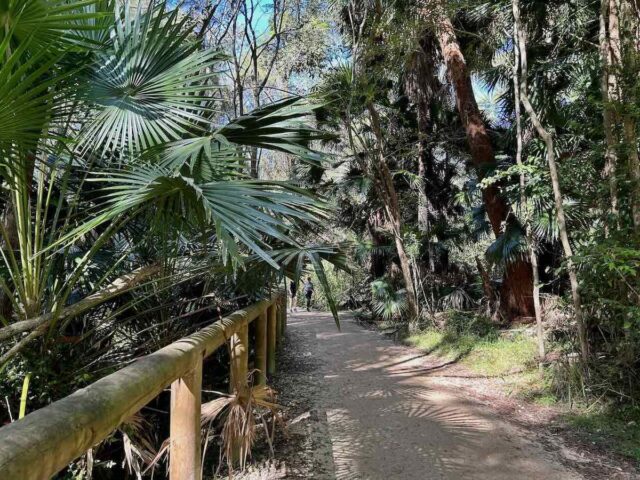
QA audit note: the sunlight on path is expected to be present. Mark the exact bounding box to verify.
[288,311,582,480]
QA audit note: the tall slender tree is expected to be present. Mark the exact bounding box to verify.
[513,0,589,362]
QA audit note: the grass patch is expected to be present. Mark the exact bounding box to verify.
[564,406,640,462]
[406,314,538,377]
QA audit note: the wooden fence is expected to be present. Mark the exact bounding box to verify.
[0,294,287,479]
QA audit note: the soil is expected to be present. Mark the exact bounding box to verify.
[235,311,640,480]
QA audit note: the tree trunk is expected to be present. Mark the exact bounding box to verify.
[367,102,419,321]
[404,43,438,271]
[511,2,544,364]
[250,80,261,178]
[417,143,430,234]
[367,211,388,278]
[476,256,497,319]
[427,4,535,319]
[625,116,640,232]
[624,0,640,232]
[0,265,160,365]
[600,0,622,224]
[513,0,588,363]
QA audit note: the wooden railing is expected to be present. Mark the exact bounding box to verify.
[0,294,287,480]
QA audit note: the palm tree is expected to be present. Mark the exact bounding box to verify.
[0,0,338,368]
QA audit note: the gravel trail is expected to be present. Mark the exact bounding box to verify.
[251,311,585,480]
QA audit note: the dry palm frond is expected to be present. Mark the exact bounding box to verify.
[201,394,234,427]
[220,396,257,472]
[85,449,94,480]
[120,413,158,479]
[199,371,281,475]
[143,438,170,476]
[137,377,283,478]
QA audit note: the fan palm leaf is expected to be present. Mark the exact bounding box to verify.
[52,165,326,268]
[0,0,105,52]
[79,2,224,155]
[215,97,333,165]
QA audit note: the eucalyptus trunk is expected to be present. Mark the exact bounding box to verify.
[600,0,622,224]
[624,0,640,233]
[511,4,544,365]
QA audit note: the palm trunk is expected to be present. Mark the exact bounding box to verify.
[417,142,430,234]
[428,4,534,320]
[367,102,419,321]
[404,45,436,270]
[513,0,588,363]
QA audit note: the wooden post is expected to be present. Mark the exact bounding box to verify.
[230,321,249,398]
[267,304,277,375]
[255,310,268,385]
[282,296,287,333]
[229,321,249,465]
[275,303,283,346]
[170,355,203,480]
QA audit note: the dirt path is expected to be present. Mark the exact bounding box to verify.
[239,311,628,479]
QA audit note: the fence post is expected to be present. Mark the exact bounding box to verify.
[170,355,203,480]
[284,295,288,331]
[281,295,287,334]
[267,304,277,375]
[229,320,249,464]
[275,302,283,346]
[230,320,249,398]
[255,310,268,385]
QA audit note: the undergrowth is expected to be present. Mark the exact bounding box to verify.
[564,406,640,462]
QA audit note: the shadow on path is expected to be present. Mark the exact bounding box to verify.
[280,311,582,480]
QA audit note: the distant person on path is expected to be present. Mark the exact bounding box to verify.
[303,277,314,311]
[289,280,298,312]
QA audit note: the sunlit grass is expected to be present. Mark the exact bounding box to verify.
[407,322,640,464]
[406,328,538,376]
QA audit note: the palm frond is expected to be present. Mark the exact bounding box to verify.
[0,0,107,52]
[79,1,224,155]
[485,222,528,265]
[215,97,333,165]
[54,166,327,268]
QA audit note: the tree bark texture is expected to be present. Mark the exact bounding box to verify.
[367,102,419,321]
[426,3,534,319]
[513,0,589,362]
[600,0,622,223]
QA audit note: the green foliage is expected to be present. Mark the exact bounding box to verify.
[370,278,408,321]
[575,238,640,400]
[0,0,340,426]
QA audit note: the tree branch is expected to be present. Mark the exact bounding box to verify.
[0,265,161,347]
